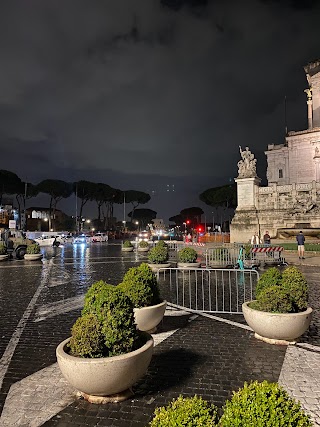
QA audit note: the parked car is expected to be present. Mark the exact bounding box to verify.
[73,234,91,244]
[92,232,108,242]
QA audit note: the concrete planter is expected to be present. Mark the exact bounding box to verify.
[177,262,200,268]
[0,254,9,261]
[137,247,149,252]
[56,334,154,399]
[242,301,313,343]
[147,263,171,272]
[121,247,134,252]
[24,253,43,261]
[134,300,167,333]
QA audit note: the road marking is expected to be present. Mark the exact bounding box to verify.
[34,295,84,322]
[0,259,53,391]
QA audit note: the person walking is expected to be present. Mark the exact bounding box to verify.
[296,231,305,259]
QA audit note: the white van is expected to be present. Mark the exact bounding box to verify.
[92,232,108,242]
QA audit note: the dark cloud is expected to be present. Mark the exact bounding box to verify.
[0,0,320,221]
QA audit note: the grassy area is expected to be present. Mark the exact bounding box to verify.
[278,243,320,252]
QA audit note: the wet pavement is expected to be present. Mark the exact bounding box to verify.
[0,242,319,426]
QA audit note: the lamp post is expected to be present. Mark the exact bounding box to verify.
[183,222,187,234]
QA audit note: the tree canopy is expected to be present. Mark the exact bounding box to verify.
[128,208,157,228]
[199,184,237,209]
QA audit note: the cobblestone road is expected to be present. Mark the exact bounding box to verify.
[0,243,319,426]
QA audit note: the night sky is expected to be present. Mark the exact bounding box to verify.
[1,0,320,223]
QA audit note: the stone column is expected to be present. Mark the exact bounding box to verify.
[304,88,313,129]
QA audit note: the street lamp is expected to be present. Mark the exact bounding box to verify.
[183,222,187,233]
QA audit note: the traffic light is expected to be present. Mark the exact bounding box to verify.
[186,220,191,225]
[198,226,202,232]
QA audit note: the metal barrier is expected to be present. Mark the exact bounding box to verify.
[156,267,259,314]
[205,247,239,268]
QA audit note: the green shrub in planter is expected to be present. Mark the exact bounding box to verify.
[26,243,41,254]
[250,285,293,313]
[219,380,312,426]
[281,266,308,312]
[79,282,138,357]
[255,267,282,297]
[119,263,161,307]
[251,266,308,314]
[69,313,104,358]
[149,395,219,427]
[156,240,168,248]
[0,242,7,255]
[148,245,169,264]
[123,240,133,248]
[178,247,198,263]
[139,240,149,248]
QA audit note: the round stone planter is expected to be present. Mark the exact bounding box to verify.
[121,247,134,252]
[242,301,313,343]
[56,334,154,399]
[177,262,200,268]
[137,247,149,252]
[24,253,43,261]
[0,254,9,261]
[134,300,167,333]
[147,263,171,272]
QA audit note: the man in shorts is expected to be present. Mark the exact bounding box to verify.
[296,231,305,259]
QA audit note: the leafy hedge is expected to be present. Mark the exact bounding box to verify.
[178,247,198,263]
[123,240,133,248]
[149,395,218,427]
[0,242,7,255]
[251,266,308,313]
[70,282,138,357]
[26,243,41,254]
[149,381,312,426]
[219,381,312,426]
[148,245,169,264]
[119,263,161,308]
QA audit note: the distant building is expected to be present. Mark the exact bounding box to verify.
[152,219,165,230]
[231,59,320,242]
[266,59,320,184]
[26,207,69,231]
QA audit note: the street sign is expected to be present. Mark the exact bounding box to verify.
[9,220,16,229]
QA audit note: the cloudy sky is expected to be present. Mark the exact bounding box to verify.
[1,0,320,222]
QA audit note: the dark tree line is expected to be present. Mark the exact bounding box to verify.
[0,170,151,231]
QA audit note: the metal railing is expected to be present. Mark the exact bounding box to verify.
[156,267,259,314]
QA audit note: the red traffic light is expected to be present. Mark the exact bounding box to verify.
[198,226,202,232]
[186,220,191,224]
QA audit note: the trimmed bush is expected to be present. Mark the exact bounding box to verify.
[149,395,219,427]
[78,283,138,357]
[178,247,198,263]
[69,313,104,358]
[123,240,133,248]
[252,266,309,314]
[281,266,308,312]
[156,240,168,248]
[219,380,312,426]
[119,263,161,308]
[26,243,41,254]
[255,267,282,297]
[148,245,169,264]
[139,240,149,248]
[0,242,7,255]
[251,286,293,313]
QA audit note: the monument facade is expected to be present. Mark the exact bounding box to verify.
[230,59,320,243]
